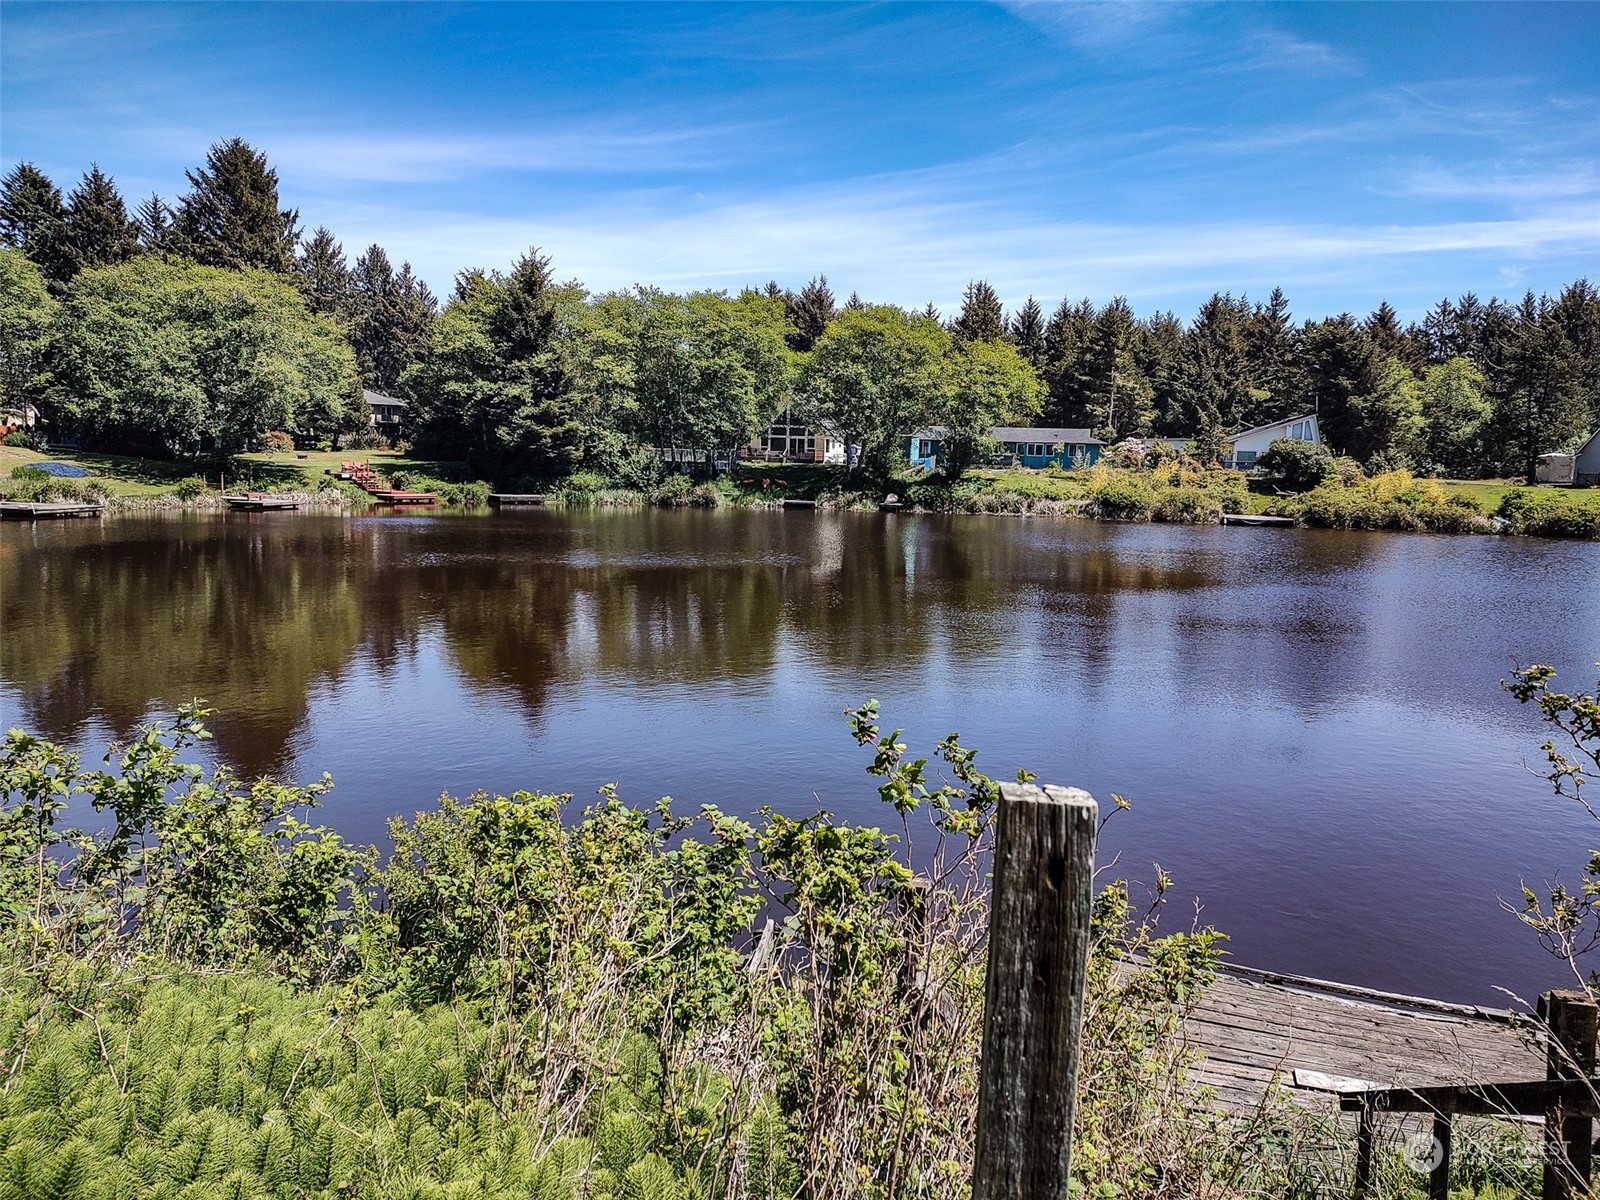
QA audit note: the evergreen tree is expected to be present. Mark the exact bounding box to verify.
[1419,357,1491,477]
[1007,296,1046,369]
[1489,293,1590,481]
[1363,300,1423,369]
[1040,297,1095,427]
[784,275,835,352]
[1549,278,1600,432]
[1082,298,1153,438]
[0,163,73,287]
[171,137,300,273]
[844,291,865,311]
[134,194,172,253]
[952,279,1005,344]
[350,244,437,394]
[63,165,140,274]
[1245,287,1307,423]
[1183,293,1254,434]
[1138,311,1188,434]
[1303,314,1385,460]
[921,301,940,322]
[297,227,353,318]
[405,251,601,477]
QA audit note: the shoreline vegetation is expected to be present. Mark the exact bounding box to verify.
[0,700,1558,1199]
[4,139,1600,548]
[5,442,1599,538]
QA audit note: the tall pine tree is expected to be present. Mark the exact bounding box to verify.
[350,244,437,394]
[297,227,353,318]
[1007,296,1046,369]
[0,163,73,288]
[64,166,140,274]
[171,138,300,273]
[784,275,835,352]
[952,280,1006,344]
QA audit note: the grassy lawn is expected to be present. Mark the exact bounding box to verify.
[0,445,196,497]
[232,447,468,490]
[2,444,473,497]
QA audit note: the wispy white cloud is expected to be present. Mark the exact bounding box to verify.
[266,123,753,183]
[1391,164,1600,203]
[319,162,1600,316]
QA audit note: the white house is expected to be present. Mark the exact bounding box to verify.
[749,407,846,464]
[1226,414,1320,470]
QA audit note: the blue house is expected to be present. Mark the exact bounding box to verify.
[906,426,1104,471]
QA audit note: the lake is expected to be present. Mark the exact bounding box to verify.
[3,508,1598,1005]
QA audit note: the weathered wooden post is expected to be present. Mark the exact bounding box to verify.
[973,783,1097,1200]
[1353,1106,1375,1198]
[1430,1112,1452,1200]
[1540,989,1599,1200]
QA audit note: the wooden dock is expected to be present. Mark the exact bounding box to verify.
[1220,512,1296,527]
[0,500,104,520]
[489,493,545,506]
[224,494,299,511]
[1185,964,1541,1112]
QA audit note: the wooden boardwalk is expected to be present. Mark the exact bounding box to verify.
[1186,965,1544,1112]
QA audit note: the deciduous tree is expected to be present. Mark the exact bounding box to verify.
[50,257,362,456]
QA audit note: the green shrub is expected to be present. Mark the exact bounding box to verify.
[1256,437,1334,491]
[650,473,718,507]
[1272,470,1491,534]
[260,430,296,453]
[1089,476,1155,520]
[9,464,47,482]
[1496,489,1600,539]
[173,475,208,501]
[1150,486,1219,523]
[2,429,45,450]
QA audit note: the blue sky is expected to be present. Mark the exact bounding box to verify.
[4,2,1599,320]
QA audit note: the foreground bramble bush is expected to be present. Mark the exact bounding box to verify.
[0,703,1414,1199]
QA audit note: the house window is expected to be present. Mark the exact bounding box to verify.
[764,408,815,457]
[1235,450,1258,465]
[1288,420,1314,442]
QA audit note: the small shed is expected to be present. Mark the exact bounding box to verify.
[1536,453,1575,485]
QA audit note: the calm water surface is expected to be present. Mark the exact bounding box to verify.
[3,508,1598,1005]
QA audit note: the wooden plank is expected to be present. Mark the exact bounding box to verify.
[973,784,1097,1200]
[1183,967,1543,1114]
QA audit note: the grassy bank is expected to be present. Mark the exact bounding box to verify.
[0,445,486,512]
[5,443,1598,538]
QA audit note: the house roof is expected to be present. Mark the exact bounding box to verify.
[1228,414,1316,442]
[991,426,1104,445]
[363,389,407,409]
[1575,429,1600,458]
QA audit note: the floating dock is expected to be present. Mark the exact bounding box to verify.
[1220,512,1296,527]
[489,493,546,506]
[224,494,299,511]
[370,491,437,506]
[0,501,104,520]
[1184,964,1539,1112]
[781,498,817,509]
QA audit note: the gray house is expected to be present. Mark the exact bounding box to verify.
[365,389,407,435]
[1575,429,1600,488]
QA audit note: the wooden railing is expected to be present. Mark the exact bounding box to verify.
[1308,989,1600,1200]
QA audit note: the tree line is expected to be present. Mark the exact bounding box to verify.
[3,138,1598,482]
